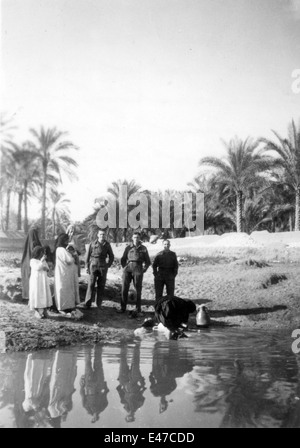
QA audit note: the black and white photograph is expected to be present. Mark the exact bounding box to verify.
[0,0,300,431]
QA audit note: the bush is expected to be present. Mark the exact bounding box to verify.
[0,251,22,268]
[262,274,288,289]
[246,259,269,268]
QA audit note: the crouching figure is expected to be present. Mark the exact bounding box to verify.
[154,295,196,340]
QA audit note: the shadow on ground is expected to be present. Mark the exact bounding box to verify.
[211,305,287,318]
[0,282,289,334]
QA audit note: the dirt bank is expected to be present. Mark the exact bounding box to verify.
[1,256,300,352]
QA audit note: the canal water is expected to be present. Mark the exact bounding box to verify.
[0,328,299,428]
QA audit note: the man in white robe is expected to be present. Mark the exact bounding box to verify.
[54,233,80,312]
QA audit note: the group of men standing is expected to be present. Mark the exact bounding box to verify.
[82,229,179,317]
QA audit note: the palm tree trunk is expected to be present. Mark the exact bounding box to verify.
[0,191,4,231]
[5,189,11,231]
[295,188,300,231]
[17,192,23,230]
[41,165,47,239]
[236,191,243,233]
[57,215,61,235]
[52,208,56,238]
[24,181,29,233]
[289,212,293,232]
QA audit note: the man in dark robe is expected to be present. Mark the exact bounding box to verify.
[21,227,42,300]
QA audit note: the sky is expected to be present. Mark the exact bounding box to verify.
[1,0,300,222]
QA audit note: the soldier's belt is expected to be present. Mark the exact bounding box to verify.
[126,261,143,266]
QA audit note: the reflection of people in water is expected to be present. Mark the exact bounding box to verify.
[80,346,109,423]
[20,352,54,428]
[47,349,77,428]
[22,353,53,413]
[149,342,194,413]
[116,343,146,422]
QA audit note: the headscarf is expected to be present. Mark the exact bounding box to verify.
[43,244,54,264]
[66,224,82,255]
[21,228,42,264]
[21,227,43,300]
[31,245,44,260]
[55,233,69,250]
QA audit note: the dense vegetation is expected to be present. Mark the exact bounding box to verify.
[1,112,299,241]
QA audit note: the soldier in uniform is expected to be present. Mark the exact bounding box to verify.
[153,240,178,300]
[119,232,151,316]
[83,229,114,309]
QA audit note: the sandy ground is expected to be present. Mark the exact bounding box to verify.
[1,252,300,352]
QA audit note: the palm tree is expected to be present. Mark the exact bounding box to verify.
[4,142,42,231]
[199,137,271,232]
[0,113,17,229]
[260,182,295,232]
[29,126,78,238]
[188,174,233,234]
[0,147,15,230]
[107,179,141,201]
[160,189,188,238]
[107,179,141,241]
[48,190,71,238]
[260,119,300,231]
[89,179,142,242]
[0,112,17,144]
[242,195,272,234]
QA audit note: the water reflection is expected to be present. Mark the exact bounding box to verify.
[149,342,194,414]
[0,329,300,428]
[18,350,77,428]
[117,342,146,422]
[80,346,109,423]
[0,353,29,428]
[22,352,53,427]
[220,358,275,428]
[47,350,77,427]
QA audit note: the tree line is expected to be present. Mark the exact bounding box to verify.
[1,112,299,241]
[0,114,78,238]
[85,118,300,240]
